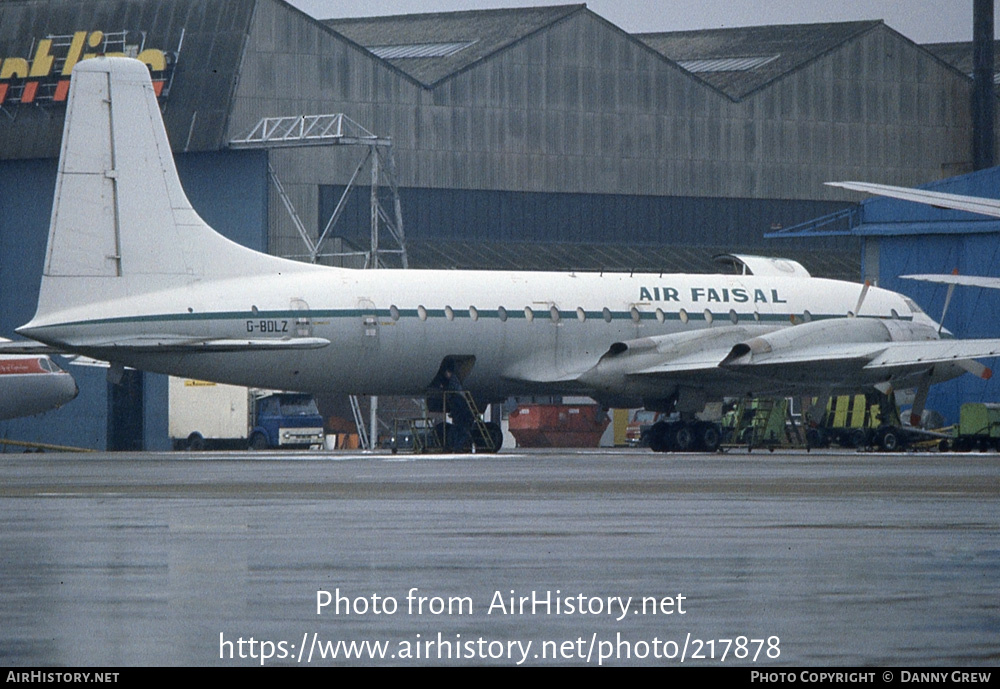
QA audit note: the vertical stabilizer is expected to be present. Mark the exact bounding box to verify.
[31,57,305,323]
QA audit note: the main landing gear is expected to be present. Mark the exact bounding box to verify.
[647,419,722,453]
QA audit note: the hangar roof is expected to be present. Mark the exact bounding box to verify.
[323,4,585,87]
[635,21,882,99]
[326,11,956,103]
[923,39,1000,80]
[0,1,974,160]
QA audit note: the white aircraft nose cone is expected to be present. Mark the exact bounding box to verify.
[0,362,79,420]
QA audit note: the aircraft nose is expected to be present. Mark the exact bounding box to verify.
[39,371,79,411]
[59,373,80,405]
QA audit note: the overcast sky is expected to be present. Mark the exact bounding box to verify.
[285,0,996,45]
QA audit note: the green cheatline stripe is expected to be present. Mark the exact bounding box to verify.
[40,307,912,329]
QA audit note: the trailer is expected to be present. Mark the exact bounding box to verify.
[168,378,324,450]
[805,392,945,452]
[949,403,1000,451]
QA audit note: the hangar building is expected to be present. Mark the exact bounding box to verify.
[0,0,992,448]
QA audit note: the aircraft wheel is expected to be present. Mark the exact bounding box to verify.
[186,432,206,452]
[648,421,671,453]
[699,423,722,453]
[672,423,695,452]
[878,428,899,452]
[249,432,269,450]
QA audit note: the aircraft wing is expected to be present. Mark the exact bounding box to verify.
[861,339,1000,377]
[0,340,62,355]
[631,347,750,376]
[722,339,1000,379]
[826,181,1000,218]
[578,321,1000,403]
[901,274,1000,289]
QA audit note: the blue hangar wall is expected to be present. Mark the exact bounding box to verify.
[319,186,852,251]
[857,166,1000,424]
[0,149,268,451]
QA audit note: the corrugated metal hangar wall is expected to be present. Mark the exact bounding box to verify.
[0,0,992,448]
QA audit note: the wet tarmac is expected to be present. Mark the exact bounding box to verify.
[1,448,997,666]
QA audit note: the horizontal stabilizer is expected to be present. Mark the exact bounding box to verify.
[62,336,331,353]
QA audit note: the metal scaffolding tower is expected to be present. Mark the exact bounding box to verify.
[230,113,408,268]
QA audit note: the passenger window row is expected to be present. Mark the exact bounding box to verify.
[389,305,772,325]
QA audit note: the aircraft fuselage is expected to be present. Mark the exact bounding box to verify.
[20,268,928,405]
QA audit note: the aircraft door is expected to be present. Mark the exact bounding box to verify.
[358,297,379,350]
[290,298,312,337]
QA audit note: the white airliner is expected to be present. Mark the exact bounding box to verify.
[9,57,1000,451]
[0,340,77,420]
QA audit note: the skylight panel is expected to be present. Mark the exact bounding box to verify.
[677,55,780,73]
[370,40,478,60]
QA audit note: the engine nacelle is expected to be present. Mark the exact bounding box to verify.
[721,318,940,368]
[578,325,768,406]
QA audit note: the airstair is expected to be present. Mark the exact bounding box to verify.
[391,390,501,453]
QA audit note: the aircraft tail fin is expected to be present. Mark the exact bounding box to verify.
[29,57,303,326]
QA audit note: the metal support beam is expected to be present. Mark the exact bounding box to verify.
[230,113,407,269]
[230,113,392,148]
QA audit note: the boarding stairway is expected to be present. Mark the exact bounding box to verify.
[391,390,501,453]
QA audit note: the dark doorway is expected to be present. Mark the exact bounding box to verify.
[107,370,144,451]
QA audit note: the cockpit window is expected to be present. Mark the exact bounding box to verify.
[902,297,924,315]
[39,357,64,373]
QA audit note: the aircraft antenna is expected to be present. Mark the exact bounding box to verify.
[850,280,871,317]
[937,269,960,334]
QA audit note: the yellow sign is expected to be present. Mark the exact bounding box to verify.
[0,30,173,105]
